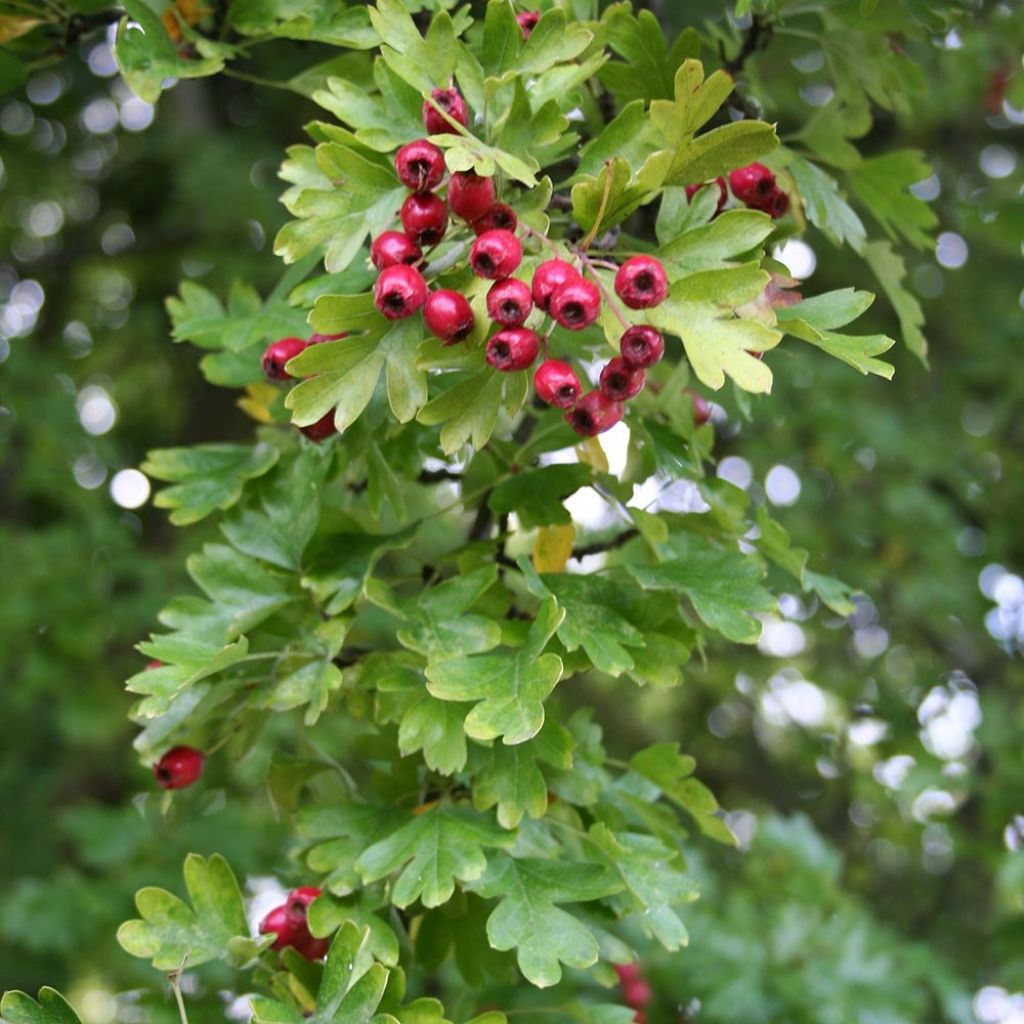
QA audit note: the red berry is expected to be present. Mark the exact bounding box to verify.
[613,964,641,986]
[614,256,668,310]
[299,411,336,442]
[448,171,496,223]
[533,359,581,409]
[425,289,475,344]
[296,935,330,961]
[486,278,533,326]
[153,745,204,790]
[262,336,307,381]
[423,87,468,135]
[473,203,518,235]
[486,327,540,371]
[470,229,522,280]
[747,185,789,219]
[599,357,645,401]
[687,388,712,427]
[549,278,601,330]
[286,886,322,920]
[622,980,652,1010]
[619,325,664,369]
[259,905,307,952]
[308,332,348,344]
[728,162,775,203]
[374,264,428,320]
[565,390,623,436]
[685,176,728,212]
[401,192,448,247]
[371,231,422,270]
[394,139,446,193]
[531,259,580,312]
[517,11,540,37]
[146,659,163,670]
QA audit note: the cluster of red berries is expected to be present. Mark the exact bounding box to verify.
[258,886,328,961]
[261,331,347,441]
[614,962,652,1023]
[686,161,789,219]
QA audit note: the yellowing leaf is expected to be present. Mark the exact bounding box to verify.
[236,382,279,424]
[533,524,576,574]
[0,16,43,43]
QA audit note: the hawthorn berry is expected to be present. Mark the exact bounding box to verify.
[424,289,475,344]
[686,176,728,212]
[401,192,448,247]
[486,278,533,327]
[423,87,468,135]
[614,255,668,310]
[533,359,581,409]
[486,327,540,371]
[687,388,712,427]
[549,277,601,330]
[370,230,421,270]
[448,171,497,223]
[259,905,307,952]
[622,979,653,1011]
[619,325,665,369]
[517,10,540,37]
[153,745,204,790]
[262,336,306,381]
[746,186,789,218]
[600,357,645,401]
[613,964,641,986]
[295,936,330,960]
[470,229,523,280]
[286,885,322,918]
[374,264,428,320]
[299,411,336,442]
[394,139,446,192]
[531,259,579,312]
[565,390,624,436]
[729,161,775,202]
[473,203,518,235]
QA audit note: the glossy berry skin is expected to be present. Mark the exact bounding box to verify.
[687,388,712,427]
[299,411,336,442]
[424,289,475,344]
[423,87,468,135]
[728,161,775,203]
[533,359,581,409]
[308,332,347,344]
[747,185,789,218]
[685,176,728,212]
[517,11,540,37]
[370,231,421,270]
[394,139,445,192]
[259,905,308,952]
[448,171,496,223]
[549,278,601,330]
[153,745,204,790]
[470,229,522,280]
[486,278,533,327]
[614,255,668,310]
[286,886,322,918]
[531,259,580,312]
[401,192,448,247]
[486,327,540,372]
[473,203,517,235]
[621,980,653,1011]
[613,964,641,986]
[619,325,665,369]
[565,390,624,436]
[262,336,307,381]
[296,936,330,961]
[600,357,645,401]
[374,264,428,320]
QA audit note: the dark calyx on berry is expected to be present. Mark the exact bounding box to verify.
[517,11,540,37]
[448,171,496,223]
[619,325,665,369]
[531,259,580,312]
[534,359,581,409]
[370,231,421,270]
[423,87,468,135]
[486,278,533,327]
[400,192,448,247]
[486,327,540,371]
[550,278,601,330]
[374,264,428,320]
[614,255,668,310]
[153,745,205,790]
[600,357,645,401]
[395,139,446,192]
[566,391,624,436]
[262,336,307,381]
[425,289,475,344]
[470,229,523,280]
[473,203,518,235]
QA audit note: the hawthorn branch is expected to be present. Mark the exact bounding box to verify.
[721,14,773,121]
[571,528,638,561]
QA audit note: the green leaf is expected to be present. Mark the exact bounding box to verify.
[489,464,593,529]
[142,443,280,526]
[356,804,512,908]
[418,369,526,456]
[660,208,776,274]
[481,0,521,78]
[431,131,539,188]
[848,150,938,250]
[787,155,866,252]
[426,599,564,744]
[399,696,469,775]
[647,283,780,394]
[113,0,224,103]
[286,319,427,431]
[600,7,678,103]
[626,533,775,643]
[516,9,592,75]
[473,743,548,830]
[0,988,83,1024]
[863,239,928,361]
[117,854,251,969]
[307,897,400,967]
[229,0,379,47]
[313,67,423,153]
[468,855,623,987]
[571,154,669,234]
[587,824,698,950]
[370,0,457,94]
[628,744,737,845]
